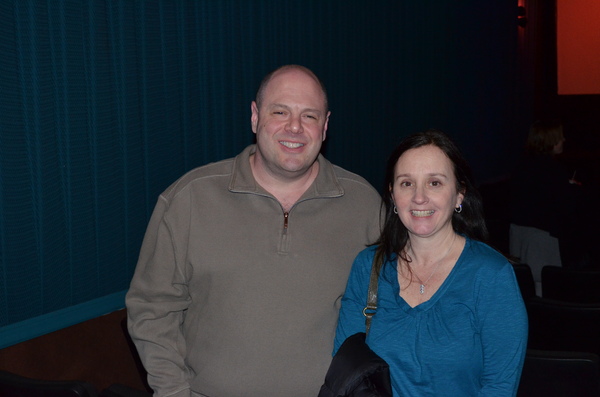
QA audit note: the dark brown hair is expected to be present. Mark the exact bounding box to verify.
[526,120,564,155]
[374,129,488,270]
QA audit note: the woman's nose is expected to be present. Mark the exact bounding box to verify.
[412,185,428,203]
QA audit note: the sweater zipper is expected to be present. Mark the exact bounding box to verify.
[278,211,290,253]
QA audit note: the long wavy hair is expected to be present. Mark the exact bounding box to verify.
[373,129,488,272]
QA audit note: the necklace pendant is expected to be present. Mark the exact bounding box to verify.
[419,284,425,294]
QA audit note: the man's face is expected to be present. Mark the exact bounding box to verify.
[251,68,330,181]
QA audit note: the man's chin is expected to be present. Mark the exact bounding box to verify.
[277,160,318,178]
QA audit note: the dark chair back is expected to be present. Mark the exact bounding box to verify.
[100,384,152,397]
[542,266,600,303]
[526,297,600,356]
[517,349,600,397]
[0,370,98,397]
[512,263,536,302]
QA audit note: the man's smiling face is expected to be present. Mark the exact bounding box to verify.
[250,67,329,182]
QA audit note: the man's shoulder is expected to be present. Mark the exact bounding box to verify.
[161,156,236,200]
[329,163,379,196]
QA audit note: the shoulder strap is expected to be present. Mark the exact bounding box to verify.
[362,254,380,335]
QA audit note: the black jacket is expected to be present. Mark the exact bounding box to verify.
[318,333,392,397]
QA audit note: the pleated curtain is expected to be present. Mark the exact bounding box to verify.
[0,0,521,347]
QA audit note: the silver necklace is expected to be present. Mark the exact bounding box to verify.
[408,233,457,295]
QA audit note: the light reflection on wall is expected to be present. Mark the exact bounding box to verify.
[557,0,600,95]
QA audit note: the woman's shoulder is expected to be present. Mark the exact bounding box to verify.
[351,245,394,277]
[460,239,519,294]
[463,238,511,270]
[353,245,398,265]
[351,245,378,270]
[356,245,378,258]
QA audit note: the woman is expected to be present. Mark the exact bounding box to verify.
[510,120,590,272]
[510,120,570,240]
[334,130,528,396]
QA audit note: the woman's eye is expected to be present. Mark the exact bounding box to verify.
[400,181,412,187]
[430,181,441,187]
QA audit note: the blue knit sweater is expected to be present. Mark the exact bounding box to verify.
[334,239,528,396]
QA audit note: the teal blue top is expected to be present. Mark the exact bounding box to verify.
[334,238,528,396]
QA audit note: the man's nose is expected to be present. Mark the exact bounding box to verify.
[286,115,303,133]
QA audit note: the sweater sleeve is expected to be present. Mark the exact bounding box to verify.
[333,248,375,355]
[125,197,192,397]
[477,262,528,396]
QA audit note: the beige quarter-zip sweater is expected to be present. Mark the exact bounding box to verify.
[126,145,382,397]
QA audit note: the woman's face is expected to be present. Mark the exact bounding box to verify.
[553,135,565,154]
[390,145,464,239]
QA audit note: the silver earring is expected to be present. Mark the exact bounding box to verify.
[454,204,462,213]
[393,205,398,214]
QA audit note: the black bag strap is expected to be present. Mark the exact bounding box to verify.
[362,255,380,335]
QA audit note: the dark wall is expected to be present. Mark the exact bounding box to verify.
[321,2,529,190]
[528,0,600,187]
[0,0,531,347]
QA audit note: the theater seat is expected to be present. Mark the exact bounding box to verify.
[517,349,600,397]
[0,370,97,397]
[100,383,152,397]
[512,263,536,302]
[526,297,600,356]
[542,266,600,303]
[510,224,561,296]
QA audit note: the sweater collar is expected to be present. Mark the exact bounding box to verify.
[229,144,344,199]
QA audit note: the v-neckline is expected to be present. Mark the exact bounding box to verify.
[392,238,469,311]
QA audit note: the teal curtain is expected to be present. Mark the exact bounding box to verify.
[0,1,522,348]
[0,0,259,347]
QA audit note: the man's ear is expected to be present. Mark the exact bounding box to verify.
[322,111,331,142]
[250,101,259,134]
